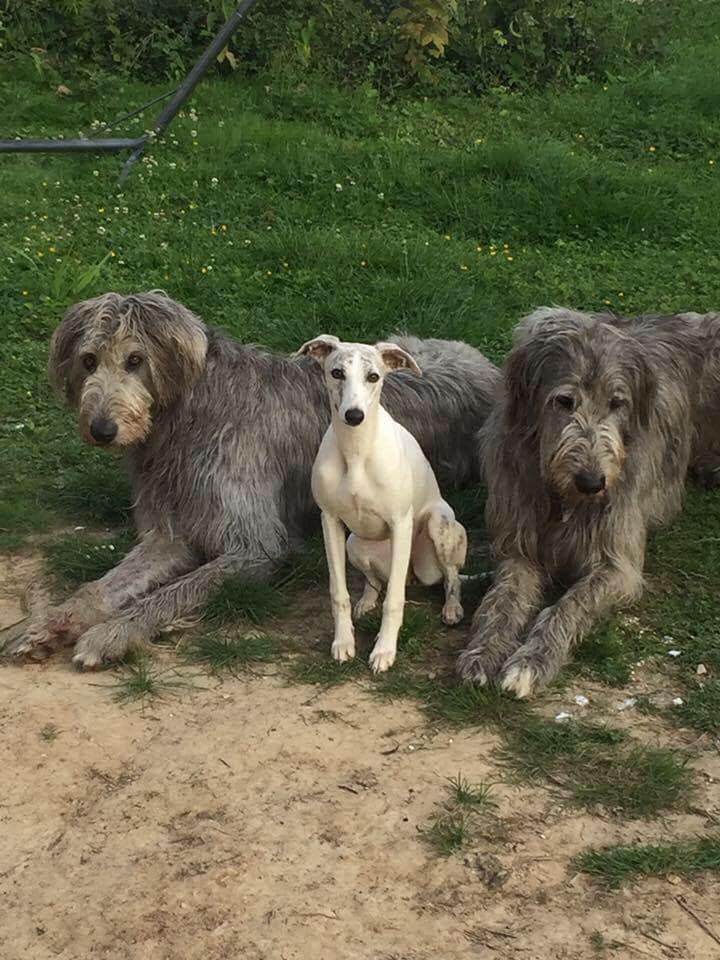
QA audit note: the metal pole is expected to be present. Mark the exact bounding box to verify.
[0,0,261,183]
[119,0,261,183]
[0,137,146,154]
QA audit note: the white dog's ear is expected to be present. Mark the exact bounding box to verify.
[375,342,422,376]
[296,334,340,363]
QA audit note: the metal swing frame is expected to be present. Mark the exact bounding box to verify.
[0,0,260,184]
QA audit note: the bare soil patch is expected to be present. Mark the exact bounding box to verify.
[1,553,718,960]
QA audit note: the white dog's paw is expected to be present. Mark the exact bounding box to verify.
[369,642,396,674]
[441,597,464,626]
[331,635,356,663]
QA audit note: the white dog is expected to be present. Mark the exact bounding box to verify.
[298,335,468,673]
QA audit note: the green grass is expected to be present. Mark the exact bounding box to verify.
[426,811,475,856]
[589,931,607,958]
[204,577,284,625]
[1,5,719,828]
[109,657,189,702]
[184,630,280,673]
[500,717,693,818]
[356,604,435,659]
[577,836,720,887]
[43,530,135,590]
[425,771,500,855]
[674,680,720,733]
[289,653,367,686]
[39,723,60,741]
[447,773,497,810]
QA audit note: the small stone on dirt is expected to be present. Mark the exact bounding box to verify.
[464,853,510,890]
[617,697,636,711]
[697,663,708,675]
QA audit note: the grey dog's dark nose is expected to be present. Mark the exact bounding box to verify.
[344,408,364,427]
[574,470,606,495]
[90,417,118,445]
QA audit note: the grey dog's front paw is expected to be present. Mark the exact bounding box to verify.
[0,611,73,661]
[455,637,515,685]
[500,637,563,700]
[72,619,149,670]
[455,647,492,685]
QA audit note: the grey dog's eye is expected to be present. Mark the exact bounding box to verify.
[126,353,143,371]
[609,396,626,411]
[367,372,380,383]
[330,368,344,380]
[555,394,574,411]
[82,354,97,373]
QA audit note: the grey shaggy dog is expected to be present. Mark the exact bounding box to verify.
[3,291,500,669]
[456,305,720,699]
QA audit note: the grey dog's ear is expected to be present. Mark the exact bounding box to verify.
[296,334,340,363]
[48,301,93,402]
[375,342,422,376]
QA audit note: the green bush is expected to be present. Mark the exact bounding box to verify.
[450,0,679,90]
[0,0,682,89]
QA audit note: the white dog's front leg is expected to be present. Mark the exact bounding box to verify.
[369,511,413,674]
[321,513,355,662]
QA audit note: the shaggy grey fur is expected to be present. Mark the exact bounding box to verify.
[3,291,500,668]
[456,305,720,699]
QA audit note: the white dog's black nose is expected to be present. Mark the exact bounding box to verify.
[574,470,606,494]
[344,408,364,427]
[90,417,118,445]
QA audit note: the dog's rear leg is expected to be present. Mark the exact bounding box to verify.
[346,535,390,619]
[2,533,195,660]
[71,551,277,669]
[420,503,467,626]
[456,558,544,685]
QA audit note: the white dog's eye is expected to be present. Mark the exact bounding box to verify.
[330,368,344,380]
[367,372,380,383]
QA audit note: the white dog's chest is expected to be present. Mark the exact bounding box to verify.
[314,463,394,540]
[338,487,391,539]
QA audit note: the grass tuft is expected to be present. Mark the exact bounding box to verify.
[289,653,366,686]
[204,577,284,624]
[447,773,497,810]
[577,836,720,887]
[184,630,280,673]
[426,811,475,856]
[356,604,434,658]
[426,680,528,728]
[44,530,135,591]
[39,723,60,742]
[674,680,720,734]
[501,716,693,817]
[109,657,189,703]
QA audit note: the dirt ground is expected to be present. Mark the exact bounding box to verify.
[1,554,719,960]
